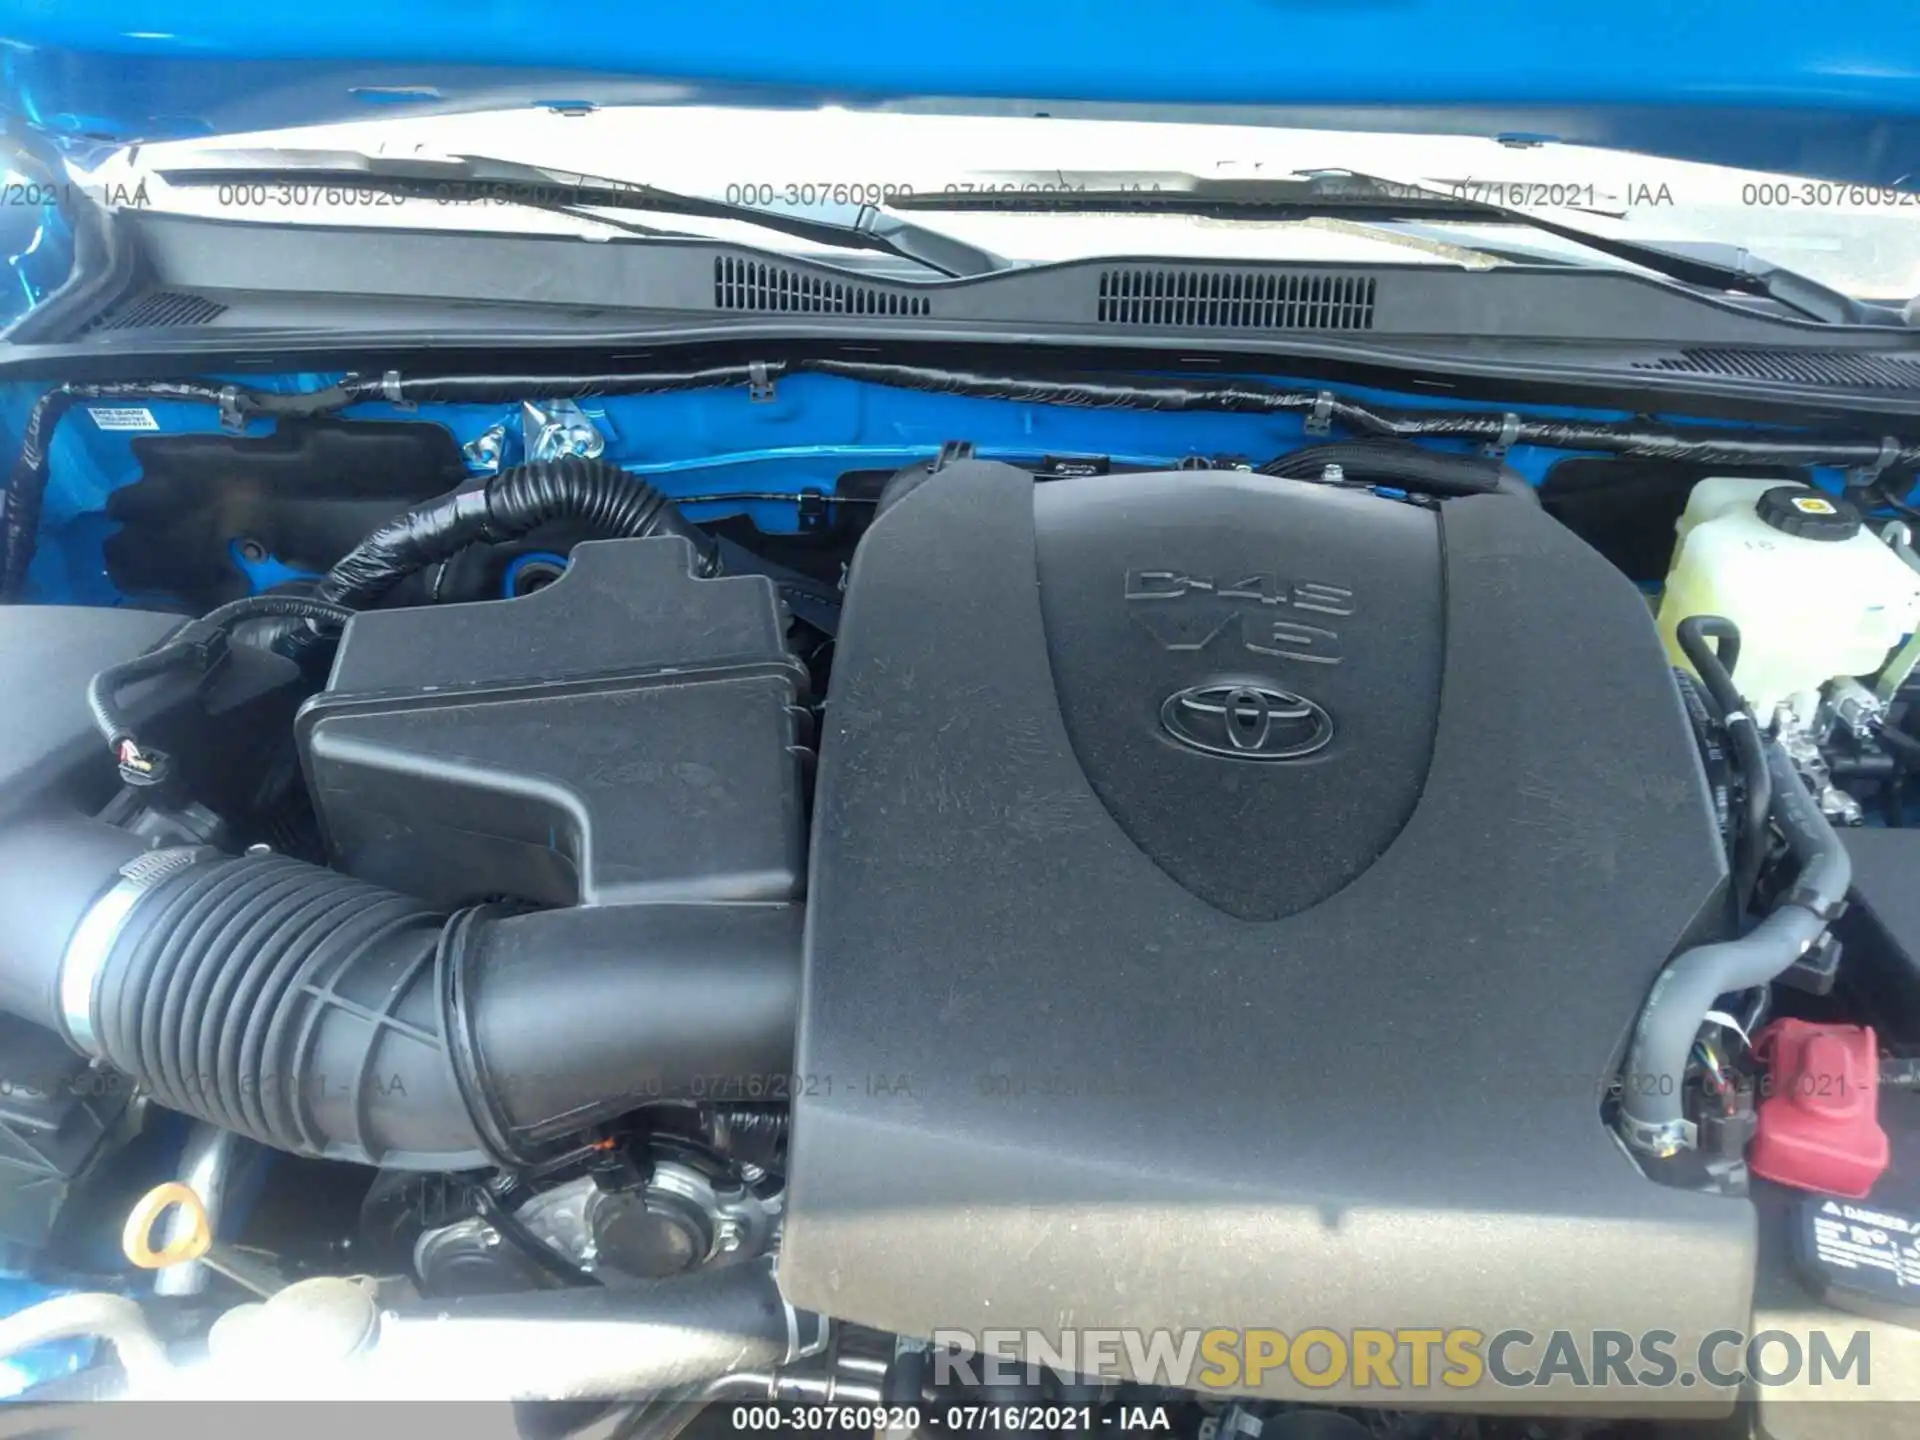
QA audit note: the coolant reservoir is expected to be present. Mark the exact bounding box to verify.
[1657,478,1920,718]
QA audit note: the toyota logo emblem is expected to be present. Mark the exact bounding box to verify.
[1159,682,1334,761]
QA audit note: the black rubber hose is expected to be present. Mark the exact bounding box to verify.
[1676,615,1744,712]
[14,824,801,1168]
[452,905,802,1159]
[368,1257,818,1401]
[1618,733,1851,1154]
[315,458,716,612]
[1675,616,1772,913]
[1763,742,1853,909]
[1256,438,1534,499]
[1672,668,1734,852]
[1877,719,1920,770]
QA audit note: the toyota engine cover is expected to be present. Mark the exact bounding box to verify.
[784,461,1750,1402]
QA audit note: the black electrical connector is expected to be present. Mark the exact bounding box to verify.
[1697,1084,1758,1159]
[86,632,226,785]
[84,594,356,779]
[1778,932,1843,995]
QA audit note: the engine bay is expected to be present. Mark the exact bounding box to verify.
[3,359,1920,1434]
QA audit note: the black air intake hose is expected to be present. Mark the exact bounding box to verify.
[4,815,798,1168]
[1257,438,1536,500]
[318,458,716,612]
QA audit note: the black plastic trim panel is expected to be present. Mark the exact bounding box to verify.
[113,211,1917,349]
[11,212,1920,424]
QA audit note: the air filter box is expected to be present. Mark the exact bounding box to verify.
[296,537,811,909]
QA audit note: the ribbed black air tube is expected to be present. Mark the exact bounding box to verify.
[316,458,716,611]
[94,854,484,1165]
[12,822,801,1169]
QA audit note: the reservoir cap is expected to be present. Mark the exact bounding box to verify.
[1757,486,1863,541]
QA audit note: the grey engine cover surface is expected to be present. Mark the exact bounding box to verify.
[784,461,1751,1402]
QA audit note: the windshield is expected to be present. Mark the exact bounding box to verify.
[94,106,1920,299]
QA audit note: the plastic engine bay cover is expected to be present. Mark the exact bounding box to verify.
[784,461,1750,1404]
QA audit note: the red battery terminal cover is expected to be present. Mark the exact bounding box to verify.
[1748,1019,1890,1198]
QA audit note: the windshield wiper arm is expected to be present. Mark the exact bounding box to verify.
[152,149,1007,279]
[890,169,1888,323]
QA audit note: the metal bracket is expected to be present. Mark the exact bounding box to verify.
[748,361,776,403]
[462,423,508,474]
[1304,391,1335,437]
[797,489,830,533]
[1782,885,1850,924]
[522,399,605,462]
[1484,412,1522,459]
[1845,436,1901,489]
[1877,633,1920,706]
[1827,677,1887,741]
[1617,1113,1697,1159]
[931,439,977,473]
[216,386,245,435]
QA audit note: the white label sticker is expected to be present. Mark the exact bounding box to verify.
[87,406,159,432]
[1811,1212,1920,1285]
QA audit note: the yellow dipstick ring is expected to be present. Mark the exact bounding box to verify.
[121,1182,212,1269]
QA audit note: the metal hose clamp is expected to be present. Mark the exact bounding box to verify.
[1617,1112,1697,1159]
[59,847,210,1056]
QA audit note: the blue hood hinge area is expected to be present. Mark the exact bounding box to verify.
[0,126,140,340]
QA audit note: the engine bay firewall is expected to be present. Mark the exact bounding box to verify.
[785,460,1748,1401]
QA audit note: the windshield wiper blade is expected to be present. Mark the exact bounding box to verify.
[890,169,1888,323]
[152,149,1007,279]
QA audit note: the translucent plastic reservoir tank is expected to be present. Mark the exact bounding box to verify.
[1657,478,1920,719]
